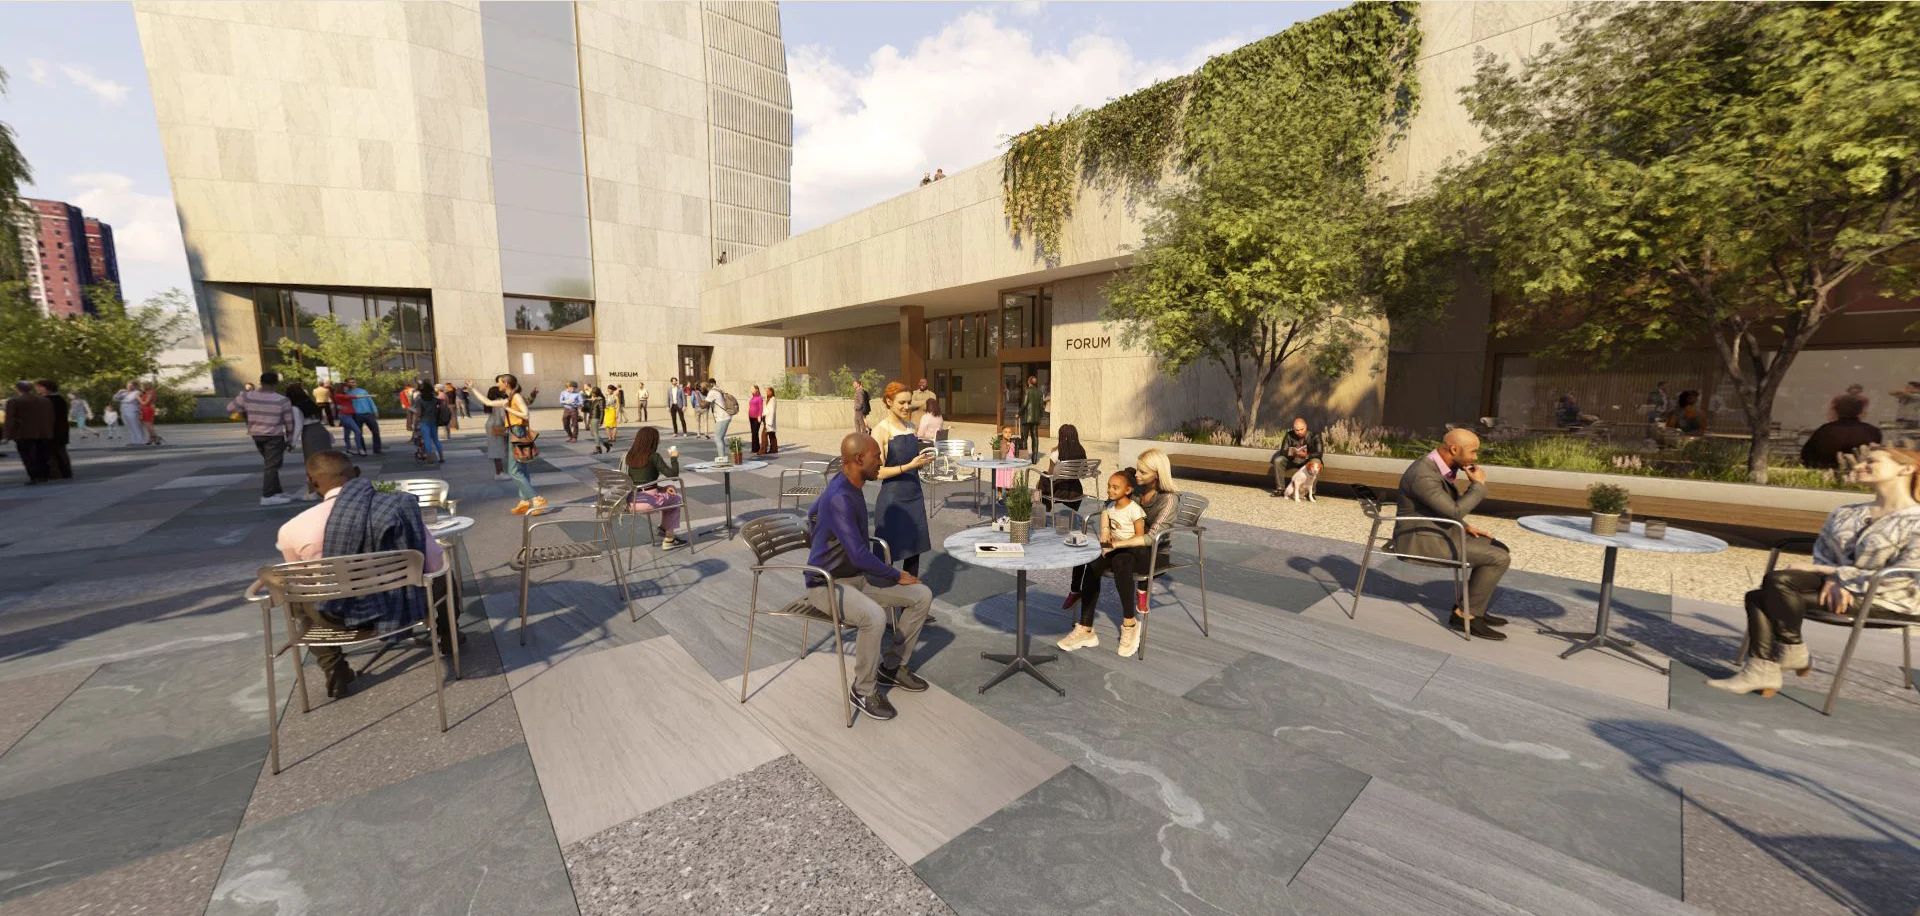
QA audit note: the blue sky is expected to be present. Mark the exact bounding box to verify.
[0,1,1345,301]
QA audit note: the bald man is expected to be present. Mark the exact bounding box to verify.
[803,433,934,722]
[1391,428,1512,639]
[1270,417,1322,496]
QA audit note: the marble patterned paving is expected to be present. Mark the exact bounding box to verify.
[2,431,1915,915]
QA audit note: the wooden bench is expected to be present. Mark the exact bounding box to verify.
[1157,449,1830,534]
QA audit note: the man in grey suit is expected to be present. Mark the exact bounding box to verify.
[1392,428,1511,639]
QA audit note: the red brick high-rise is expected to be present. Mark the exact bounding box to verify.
[12,198,119,317]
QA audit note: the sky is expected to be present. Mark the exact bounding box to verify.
[0,0,1345,303]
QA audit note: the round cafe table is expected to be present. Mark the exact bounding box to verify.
[1516,514,1728,672]
[944,526,1100,696]
[686,460,768,538]
[956,457,1032,525]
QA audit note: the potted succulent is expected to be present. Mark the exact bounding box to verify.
[1587,482,1630,536]
[1005,478,1034,544]
[727,436,746,466]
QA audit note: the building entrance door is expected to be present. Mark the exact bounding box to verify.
[999,362,1050,433]
[678,345,711,385]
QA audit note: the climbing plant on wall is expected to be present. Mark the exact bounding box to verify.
[1000,1,1422,259]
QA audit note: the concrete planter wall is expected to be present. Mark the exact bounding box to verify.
[1116,437,1857,532]
[776,397,856,431]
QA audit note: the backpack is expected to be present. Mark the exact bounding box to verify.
[720,390,739,415]
[434,398,452,427]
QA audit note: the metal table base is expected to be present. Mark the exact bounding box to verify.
[1537,546,1667,673]
[980,571,1064,695]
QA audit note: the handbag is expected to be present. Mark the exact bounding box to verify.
[508,423,539,460]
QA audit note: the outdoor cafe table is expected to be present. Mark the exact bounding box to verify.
[1516,514,1728,673]
[944,526,1100,696]
[956,457,1032,524]
[686,459,768,539]
[426,515,478,616]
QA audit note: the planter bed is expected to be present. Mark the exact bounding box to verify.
[1116,438,1854,534]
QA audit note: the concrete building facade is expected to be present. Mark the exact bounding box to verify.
[702,1,1918,442]
[136,0,789,397]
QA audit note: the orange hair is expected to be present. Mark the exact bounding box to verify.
[882,381,910,403]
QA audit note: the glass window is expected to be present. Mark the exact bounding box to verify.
[479,1,577,45]
[503,295,594,334]
[483,68,587,133]
[961,315,976,358]
[1039,289,1052,347]
[488,118,588,174]
[928,318,947,360]
[481,31,580,88]
[329,293,366,327]
[499,250,594,299]
[496,206,594,259]
[292,290,329,345]
[491,162,591,217]
[986,311,1000,356]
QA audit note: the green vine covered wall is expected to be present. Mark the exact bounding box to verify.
[1001,1,1423,258]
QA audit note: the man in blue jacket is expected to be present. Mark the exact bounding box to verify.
[344,377,382,454]
[806,432,934,721]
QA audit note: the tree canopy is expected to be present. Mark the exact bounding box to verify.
[271,314,411,404]
[1430,1,1920,481]
[0,66,36,282]
[0,283,216,415]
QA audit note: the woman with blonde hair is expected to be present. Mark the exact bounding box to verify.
[1712,446,1920,696]
[873,381,936,575]
[1059,446,1181,657]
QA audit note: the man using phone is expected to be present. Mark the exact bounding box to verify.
[804,433,934,722]
[1391,428,1512,639]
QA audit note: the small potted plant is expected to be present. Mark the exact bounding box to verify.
[372,480,399,493]
[727,436,746,465]
[1587,482,1629,536]
[1005,478,1034,544]
[988,432,1005,454]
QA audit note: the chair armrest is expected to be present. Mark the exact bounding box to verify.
[870,537,891,565]
[443,498,459,516]
[750,562,837,582]
[1857,566,1920,622]
[1765,536,1819,578]
[244,578,270,604]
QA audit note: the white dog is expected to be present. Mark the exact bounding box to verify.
[1284,458,1322,502]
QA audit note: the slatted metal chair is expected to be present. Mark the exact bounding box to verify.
[921,438,979,519]
[389,477,472,635]
[1083,491,1212,660]
[1041,458,1101,528]
[1750,537,1917,715]
[1349,483,1479,641]
[247,549,455,774]
[778,458,841,511]
[509,496,637,645]
[387,478,459,518]
[591,466,692,567]
[738,513,893,727]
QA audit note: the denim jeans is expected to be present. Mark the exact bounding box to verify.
[420,421,442,461]
[339,414,365,452]
[503,447,537,501]
[354,414,382,453]
[713,416,732,462]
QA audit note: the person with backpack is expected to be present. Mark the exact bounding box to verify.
[410,380,444,464]
[708,378,736,462]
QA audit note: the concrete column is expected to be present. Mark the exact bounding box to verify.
[899,305,926,385]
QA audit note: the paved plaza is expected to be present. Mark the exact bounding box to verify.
[1,421,1917,916]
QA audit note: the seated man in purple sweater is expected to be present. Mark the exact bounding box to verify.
[806,432,934,721]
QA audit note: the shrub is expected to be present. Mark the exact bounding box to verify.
[826,365,888,400]
[773,373,809,400]
[1586,482,1630,514]
[1322,418,1394,457]
[1005,478,1034,522]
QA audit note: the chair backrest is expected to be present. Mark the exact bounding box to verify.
[257,550,425,607]
[1764,535,1818,578]
[934,439,972,458]
[742,514,812,564]
[591,466,634,513]
[1351,483,1388,520]
[1052,458,1101,483]
[389,478,451,508]
[1173,491,1209,528]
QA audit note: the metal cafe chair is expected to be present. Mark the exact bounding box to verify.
[509,496,637,646]
[387,478,458,517]
[1041,458,1102,526]
[738,514,894,728]
[1350,483,1479,641]
[921,438,979,519]
[591,466,692,568]
[1750,537,1917,715]
[1081,491,1212,661]
[388,477,470,649]
[247,549,456,775]
[778,458,841,511]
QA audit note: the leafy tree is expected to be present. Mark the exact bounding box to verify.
[1432,2,1920,482]
[826,364,887,400]
[271,314,410,410]
[1103,26,1431,444]
[0,67,35,282]
[0,283,217,417]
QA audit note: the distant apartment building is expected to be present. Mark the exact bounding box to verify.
[13,198,118,316]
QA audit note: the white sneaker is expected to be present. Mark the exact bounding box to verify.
[494,472,507,480]
[1118,621,1141,658]
[260,494,294,506]
[1056,624,1099,651]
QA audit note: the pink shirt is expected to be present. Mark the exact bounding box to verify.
[277,486,447,573]
[1425,449,1457,482]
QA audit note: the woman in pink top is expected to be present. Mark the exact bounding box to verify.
[747,385,766,454]
[915,397,944,440]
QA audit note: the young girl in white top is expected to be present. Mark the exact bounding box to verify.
[1058,470,1149,657]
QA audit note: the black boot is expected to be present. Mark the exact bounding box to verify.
[326,660,358,698]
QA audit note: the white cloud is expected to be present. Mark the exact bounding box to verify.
[58,63,130,104]
[788,9,1243,231]
[25,58,53,85]
[66,171,187,275]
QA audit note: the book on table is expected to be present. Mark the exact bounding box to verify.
[975,543,1024,557]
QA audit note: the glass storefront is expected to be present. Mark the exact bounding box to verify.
[253,285,436,380]
[923,284,1056,424]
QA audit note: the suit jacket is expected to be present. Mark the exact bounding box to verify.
[3,393,55,441]
[1391,455,1483,561]
[46,394,70,445]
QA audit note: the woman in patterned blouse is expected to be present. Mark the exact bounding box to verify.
[1712,446,1920,696]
